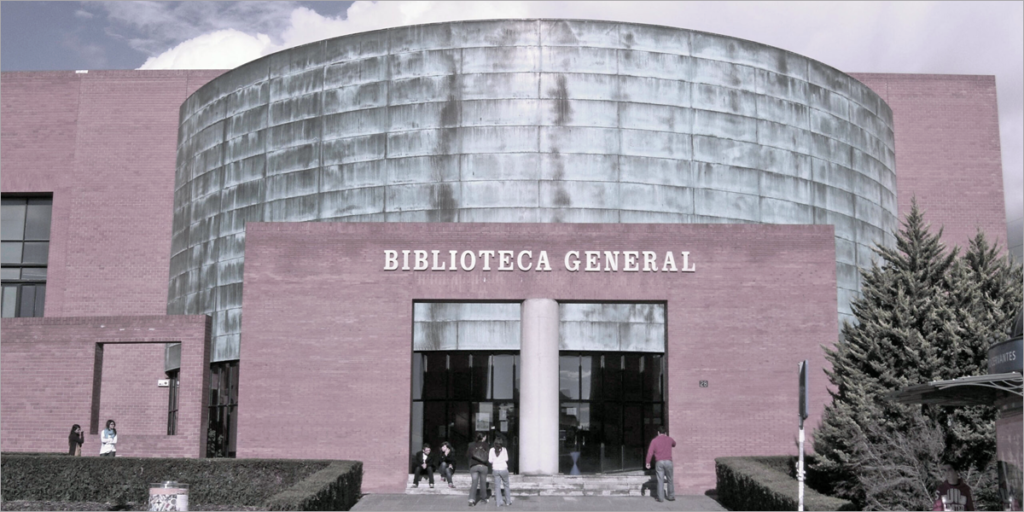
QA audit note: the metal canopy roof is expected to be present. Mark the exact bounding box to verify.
[889,373,1023,407]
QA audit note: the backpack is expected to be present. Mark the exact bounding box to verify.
[471,444,489,465]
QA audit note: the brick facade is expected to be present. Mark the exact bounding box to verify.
[851,73,1007,250]
[0,70,224,318]
[0,315,211,458]
[238,222,838,493]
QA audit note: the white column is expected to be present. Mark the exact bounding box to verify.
[519,298,560,475]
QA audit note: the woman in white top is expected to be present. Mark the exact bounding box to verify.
[100,419,117,457]
[488,438,511,507]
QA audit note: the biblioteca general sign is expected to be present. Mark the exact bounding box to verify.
[384,250,696,273]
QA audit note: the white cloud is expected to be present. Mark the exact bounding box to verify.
[138,29,274,70]
[74,9,95,20]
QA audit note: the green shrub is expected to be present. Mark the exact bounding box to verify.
[0,454,362,511]
[716,456,856,511]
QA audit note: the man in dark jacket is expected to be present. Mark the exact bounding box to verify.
[411,443,438,488]
[467,433,490,505]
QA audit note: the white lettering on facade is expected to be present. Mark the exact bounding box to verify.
[383,249,696,274]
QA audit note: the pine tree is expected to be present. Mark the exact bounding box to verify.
[814,201,1024,509]
[814,200,958,506]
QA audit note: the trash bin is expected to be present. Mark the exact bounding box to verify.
[149,481,188,511]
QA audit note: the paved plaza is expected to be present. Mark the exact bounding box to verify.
[351,494,727,511]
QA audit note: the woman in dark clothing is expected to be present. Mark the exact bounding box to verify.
[438,441,457,488]
[68,424,84,456]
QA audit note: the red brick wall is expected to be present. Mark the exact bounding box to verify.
[0,70,225,317]
[99,343,170,437]
[0,315,211,457]
[238,222,838,493]
[851,73,1007,251]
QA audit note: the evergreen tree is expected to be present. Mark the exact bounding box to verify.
[813,200,958,506]
[814,201,1023,509]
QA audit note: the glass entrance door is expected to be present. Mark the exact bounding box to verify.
[559,353,665,473]
[411,352,519,473]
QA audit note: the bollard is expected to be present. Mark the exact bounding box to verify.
[149,481,188,511]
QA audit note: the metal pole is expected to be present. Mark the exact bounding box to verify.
[798,418,805,512]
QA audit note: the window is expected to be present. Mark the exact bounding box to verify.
[208,361,239,457]
[167,370,180,435]
[1,196,52,317]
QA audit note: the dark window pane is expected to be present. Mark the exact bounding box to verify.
[601,402,622,472]
[623,355,643,401]
[1,242,22,264]
[423,401,447,446]
[1,268,20,280]
[581,356,593,400]
[492,355,515,400]
[450,401,470,450]
[602,355,622,399]
[19,285,35,317]
[22,242,48,264]
[423,353,447,400]
[24,202,52,240]
[450,353,471,400]
[33,285,45,317]
[470,354,488,401]
[411,354,423,400]
[623,404,644,470]
[645,355,664,402]
[559,356,579,400]
[1,202,26,240]
[2,286,17,317]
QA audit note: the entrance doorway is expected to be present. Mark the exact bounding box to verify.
[410,352,520,473]
[558,353,666,473]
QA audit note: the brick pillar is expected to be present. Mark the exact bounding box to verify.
[519,298,559,475]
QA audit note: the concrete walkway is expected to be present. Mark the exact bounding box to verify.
[351,494,727,511]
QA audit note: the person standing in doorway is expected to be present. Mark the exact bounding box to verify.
[467,433,490,506]
[100,420,117,457]
[68,424,84,456]
[489,437,511,507]
[645,426,676,502]
[411,443,437,488]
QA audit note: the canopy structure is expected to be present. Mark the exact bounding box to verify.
[889,373,1023,407]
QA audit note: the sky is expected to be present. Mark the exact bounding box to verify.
[1,1,1021,242]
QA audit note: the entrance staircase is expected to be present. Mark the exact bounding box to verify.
[406,472,652,497]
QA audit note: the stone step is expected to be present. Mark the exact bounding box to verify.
[405,473,654,496]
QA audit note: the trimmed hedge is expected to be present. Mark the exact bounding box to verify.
[0,454,362,511]
[716,456,856,511]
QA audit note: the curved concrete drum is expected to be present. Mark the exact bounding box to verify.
[169,19,898,362]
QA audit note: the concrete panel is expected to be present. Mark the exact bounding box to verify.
[540,73,616,101]
[269,68,323,103]
[321,161,386,191]
[618,76,690,107]
[539,181,619,209]
[462,126,540,154]
[267,119,319,150]
[691,58,757,92]
[464,153,541,181]
[542,46,617,75]
[694,189,759,221]
[224,86,269,124]
[389,50,459,80]
[389,75,457,106]
[463,46,539,73]
[387,156,460,184]
[462,72,538,100]
[541,20,620,48]
[694,162,759,196]
[692,32,764,69]
[761,197,813,224]
[461,180,539,208]
[539,99,618,128]
[619,103,691,132]
[263,195,318,222]
[618,23,690,55]
[756,95,809,129]
[621,129,691,159]
[691,83,757,117]
[226,131,266,164]
[459,208,540,223]
[756,70,809,104]
[757,120,811,154]
[618,50,689,81]
[692,135,760,167]
[265,169,318,202]
[619,211,693,224]
[267,144,318,176]
[322,108,387,141]
[385,183,461,213]
[539,154,618,182]
[693,110,757,142]
[835,237,857,265]
[325,56,387,88]
[454,19,539,48]
[458,321,521,350]
[463,99,541,127]
[760,173,812,204]
[620,156,692,187]
[620,184,693,214]
[542,126,619,154]
[390,23,455,53]
[323,82,387,112]
[322,134,386,165]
